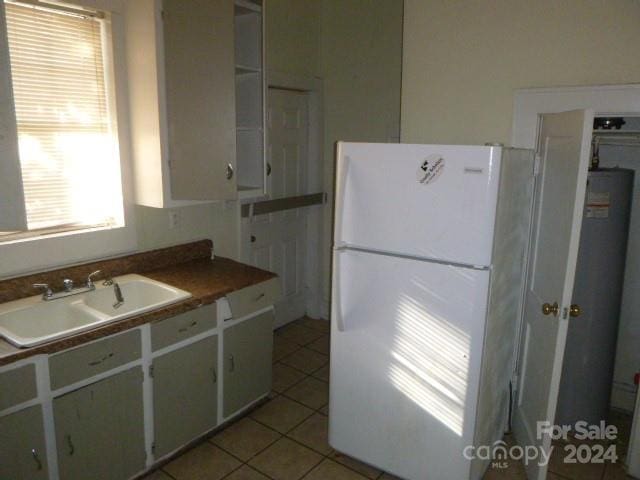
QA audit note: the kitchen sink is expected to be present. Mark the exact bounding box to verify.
[0,274,191,348]
[82,275,191,318]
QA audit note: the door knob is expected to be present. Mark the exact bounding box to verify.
[541,302,559,316]
[569,304,581,317]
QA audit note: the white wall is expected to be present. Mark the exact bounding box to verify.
[600,141,640,411]
[135,202,238,258]
[401,0,640,145]
[265,0,321,79]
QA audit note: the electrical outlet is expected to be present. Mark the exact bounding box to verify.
[168,211,179,229]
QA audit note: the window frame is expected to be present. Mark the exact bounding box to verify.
[0,0,137,279]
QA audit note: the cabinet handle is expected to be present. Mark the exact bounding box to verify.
[253,292,265,302]
[65,435,75,456]
[88,352,114,366]
[31,448,43,470]
[229,354,235,372]
[212,367,217,383]
[266,162,272,176]
[226,163,234,180]
[178,321,198,333]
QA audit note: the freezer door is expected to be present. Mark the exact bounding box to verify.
[329,248,490,480]
[334,142,502,267]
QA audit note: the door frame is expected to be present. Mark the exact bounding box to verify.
[512,84,640,149]
[511,83,640,478]
[241,70,326,321]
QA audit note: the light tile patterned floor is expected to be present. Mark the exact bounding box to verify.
[144,317,635,480]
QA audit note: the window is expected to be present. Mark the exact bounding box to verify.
[1,0,124,238]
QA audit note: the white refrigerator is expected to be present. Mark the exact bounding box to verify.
[329,142,535,480]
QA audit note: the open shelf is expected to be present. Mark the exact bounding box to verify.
[235,0,264,197]
[236,73,263,128]
[235,9,261,69]
[236,128,264,190]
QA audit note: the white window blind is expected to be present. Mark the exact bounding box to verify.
[4,1,124,231]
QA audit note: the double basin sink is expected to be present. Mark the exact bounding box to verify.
[0,274,192,348]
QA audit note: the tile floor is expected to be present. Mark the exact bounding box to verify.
[144,317,635,480]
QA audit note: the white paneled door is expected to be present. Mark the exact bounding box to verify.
[513,110,593,480]
[244,88,309,328]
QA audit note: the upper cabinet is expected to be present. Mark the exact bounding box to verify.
[125,0,266,207]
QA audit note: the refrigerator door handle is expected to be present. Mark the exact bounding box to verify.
[333,152,350,245]
[333,249,345,332]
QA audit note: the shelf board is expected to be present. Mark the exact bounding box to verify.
[236,126,263,132]
[593,130,640,135]
[235,0,261,15]
[235,64,261,75]
[593,130,640,145]
[237,185,265,200]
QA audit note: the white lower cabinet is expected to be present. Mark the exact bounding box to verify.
[0,293,277,479]
[0,405,49,479]
[152,335,218,458]
[223,310,273,417]
[53,367,146,480]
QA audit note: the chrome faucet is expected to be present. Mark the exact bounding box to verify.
[33,283,53,300]
[112,282,125,309]
[63,279,74,292]
[86,270,102,289]
[33,270,103,301]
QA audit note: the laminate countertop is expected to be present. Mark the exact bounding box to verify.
[0,243,276,366]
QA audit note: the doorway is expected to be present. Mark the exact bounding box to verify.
[511,85,640,480]
[555,115,639,471]
[240,75,326,329]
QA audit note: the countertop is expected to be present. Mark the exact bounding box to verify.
[0,251,276,366]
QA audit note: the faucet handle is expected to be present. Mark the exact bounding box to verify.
[33,283,53,299]
[86,270,101,288]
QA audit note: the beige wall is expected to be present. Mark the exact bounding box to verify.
[135,202,238,258]
[320,0,404,309]
[401,0,640,145]
[265,0,322,78]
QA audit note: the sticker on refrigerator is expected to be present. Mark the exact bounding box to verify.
[417,155,445,185]
[586,191,610,218]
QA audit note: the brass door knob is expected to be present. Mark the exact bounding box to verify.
[542,302,559,316]
[569,304,581,317]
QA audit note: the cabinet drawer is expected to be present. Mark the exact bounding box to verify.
[226,278,280,319]
[151,304,217,351]
[0,364,37,411]
[49,330,141,390]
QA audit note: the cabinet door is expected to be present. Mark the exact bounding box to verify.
[163,0,237,200]
[153,335,218,458]
[54,367,146,480]
[223,310,273,417]
[0,406,48,479]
